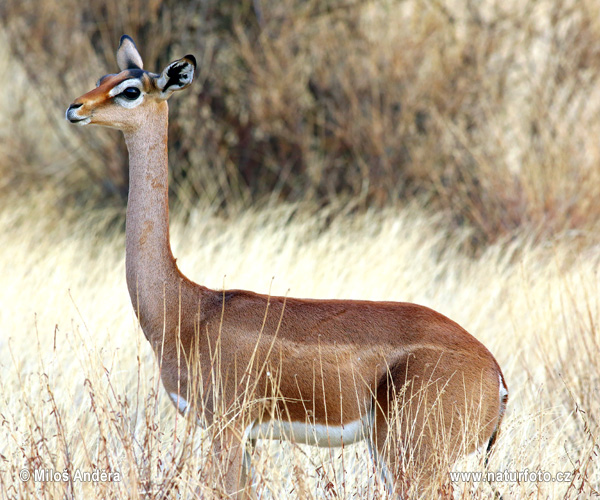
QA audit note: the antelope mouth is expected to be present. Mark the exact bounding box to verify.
[65,104,91,125]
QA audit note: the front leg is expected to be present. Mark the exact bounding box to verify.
[211,424,254,499]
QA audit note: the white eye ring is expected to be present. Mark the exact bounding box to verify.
[109,79,144,108]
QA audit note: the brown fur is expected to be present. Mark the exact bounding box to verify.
[67,36,508,498]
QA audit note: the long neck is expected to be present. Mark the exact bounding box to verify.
[123,101,181,332]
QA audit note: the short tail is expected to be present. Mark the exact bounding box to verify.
[485,373,509,499]
[485,373,508,466]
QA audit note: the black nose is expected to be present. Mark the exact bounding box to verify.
[66,102,88,123]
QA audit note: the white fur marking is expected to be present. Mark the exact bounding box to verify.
[108,79,143,97]
[169,392,189,414]
[247,415,371,447]
[108,79,144,109]
[498,373,508,418]
[499,374,508,399]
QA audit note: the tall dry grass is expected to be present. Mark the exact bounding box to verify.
[0,194,598,498]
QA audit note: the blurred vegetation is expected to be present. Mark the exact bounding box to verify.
[2,0,600,248]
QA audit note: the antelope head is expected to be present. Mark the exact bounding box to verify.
[66,35,196,132]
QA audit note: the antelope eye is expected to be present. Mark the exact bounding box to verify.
[120,87,141,100]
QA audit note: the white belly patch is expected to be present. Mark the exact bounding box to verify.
[169,392,189,414]
[246,414,372,447]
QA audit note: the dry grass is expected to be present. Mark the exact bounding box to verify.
[0,194,598,499]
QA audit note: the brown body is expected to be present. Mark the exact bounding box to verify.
[67,36,508,498]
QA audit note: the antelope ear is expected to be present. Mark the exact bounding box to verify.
[116,35,144,70]
[156,55,196,98]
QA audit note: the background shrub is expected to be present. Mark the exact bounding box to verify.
[2,0,600,248]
